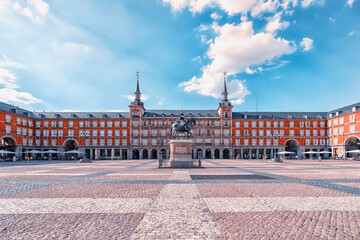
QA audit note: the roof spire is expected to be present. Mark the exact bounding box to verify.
[134,71,141,102]
[222,72,228,102]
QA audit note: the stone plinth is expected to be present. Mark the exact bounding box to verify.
[162,139,198,168]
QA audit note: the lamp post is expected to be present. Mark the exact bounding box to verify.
[79,131,92,163]
[272,132,281,162]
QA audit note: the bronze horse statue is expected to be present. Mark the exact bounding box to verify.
[170,118,196,139]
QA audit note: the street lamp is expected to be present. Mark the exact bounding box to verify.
[79,131,92,163]
[272,132,281,162]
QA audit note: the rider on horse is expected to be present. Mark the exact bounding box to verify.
[179,112,187,131]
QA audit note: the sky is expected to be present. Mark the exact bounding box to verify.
[0,0,359,113]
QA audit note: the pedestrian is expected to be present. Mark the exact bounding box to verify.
[318,156,321,162]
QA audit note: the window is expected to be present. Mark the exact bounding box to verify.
[143,121,147,126]
[79,121,84,128]
[115,130,120,137]
[339,118,344,125]
[244,139,249,146]
[107,139,112,146]
[51,130,57,136]
[305,121,310,127]
[252,139,257,146]
[100,139,105,146]
[313,139,318,145]
[280,121,284,127]
[235,130,240,137]
[244,121,249,128]
[85,121,90,127]
[152,130,157,137]
[224,121,229,127]
[235,139,240,146]
[320,139,325,145]
[161,130,166,136]
[133,130,138,137]
[206,129,211,136]
[93,139,98,146]
[313,121,318,128]
[320,130,325,136]
[339,127,344,135]
[69,121,74,128]
[85,139,90,146]
[44,121,49,127]
[122,121,127,127]
[289,121,294,128]
[28,121,33,127]
[300,130,304,136]
[152,139,157,146]
[100,130,105,137]
[290,130,294,136]
[214,129,220,136]
[36,130,41,136]
[5,115,11,123]
[143,130,148,136]
[100,121,105,127]
[122,139,127,146]
[327,120,332,127]
[107,130,112,136]
[266,139,271,146]
[36,139,40,146]
[333,119,338,126]
[58,129,63,136]
[51,121,57,127]
[132,121,139,127]
[93,130,97,136]
[43,139,48,146]
[259,130,264,136]
[68,130,74,137]
[107,121,113,127]
[333,138,338,145]
[224,139,229,145]
[251,121,256,127]
[333,128,338,135]
[215,121,220,127]
[17,118,21,125]
[142,139,148,145]
[300,121,304,127]
[36,121,41,128]
[224,129,229,137]
[28,139,33,146]
[350,115,356,123]
[122,130,127,137]
[266,130,271,136]
[244,130,249,135]
[320,121,325,127]
[235,121,240,128]
[115,139,120,146]
[251,130,257,136]
[197,129,202,136]
[93,121,98,127]
[43,130,49,136]
[259,121,264,127]
[306,130,310,136]
[273,121,278,127]
[22,119,27,126]
[350,125,356,133]
[52,139,57,146]
[5,125,11,134]
[161,120,166,127]
[59,121,63,127]
[152,120,157,126]
[28,129,33,136]
[305,139,310,146]
[266,121,271,127]
[259,139,264,146]
[313,130,318,136]
[114,121,120,127]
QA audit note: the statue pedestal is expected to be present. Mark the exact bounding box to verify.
[162,139,199,168]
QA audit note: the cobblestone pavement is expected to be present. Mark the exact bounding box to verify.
[1,159,360,239]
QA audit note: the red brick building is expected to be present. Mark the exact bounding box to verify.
[1,74,359,160]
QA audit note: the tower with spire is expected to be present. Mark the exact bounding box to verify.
[219,72,231,107]
[129,71,145,117]
[218,72,233,139]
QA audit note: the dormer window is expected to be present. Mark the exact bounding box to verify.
[244,115,247,119]
[287,115,292,119]
[303,115,308,119]
[259,115,262,119]
[352,107,357,112]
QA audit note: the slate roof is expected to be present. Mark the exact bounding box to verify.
[232,112,327,120]
[327,101,360,118]
[0,102,37,118]
[143,110,219,118]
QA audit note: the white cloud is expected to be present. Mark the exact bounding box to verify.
[230,98,245,105]
[12,0,49,22]
[180,20,295,103]
[346,0,356,7]
[300,37,313,51]
[158,98,165,106]
[265,12,290,33]
[198,24,209,31]
[0,55,41,104]
[329,17,336,22]
[122,94,148,101]
[210,12,222,20]
[251,0,280,17]
[192,56,202,62]
[0,88,42,104]
[349,31,355,36]
[301,0,324,8]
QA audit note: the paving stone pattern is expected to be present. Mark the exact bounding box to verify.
[0,159,360,239]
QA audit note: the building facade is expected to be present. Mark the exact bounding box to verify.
[1,75,360,160]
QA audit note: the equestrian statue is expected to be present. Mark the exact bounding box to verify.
[170,111,196,139]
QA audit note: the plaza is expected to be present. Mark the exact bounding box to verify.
[0,158,360,239]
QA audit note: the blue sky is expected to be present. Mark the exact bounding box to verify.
[0,0,359,112]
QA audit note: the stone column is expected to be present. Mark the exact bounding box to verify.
[241,148,243,159]
[256,149,259,159]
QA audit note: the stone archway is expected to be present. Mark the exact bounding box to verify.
[64,139,78,151]
[132,149,139,159]
[151,149,158,159]
[196,149,202,159]
[285,139,299,155]
[160,149,166,159]
[214,149,220,159]
[223,149,230,159]
[143,149,148,159]
[205,149,211,159]
[0,137,17,152]
[345,136,360,157]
